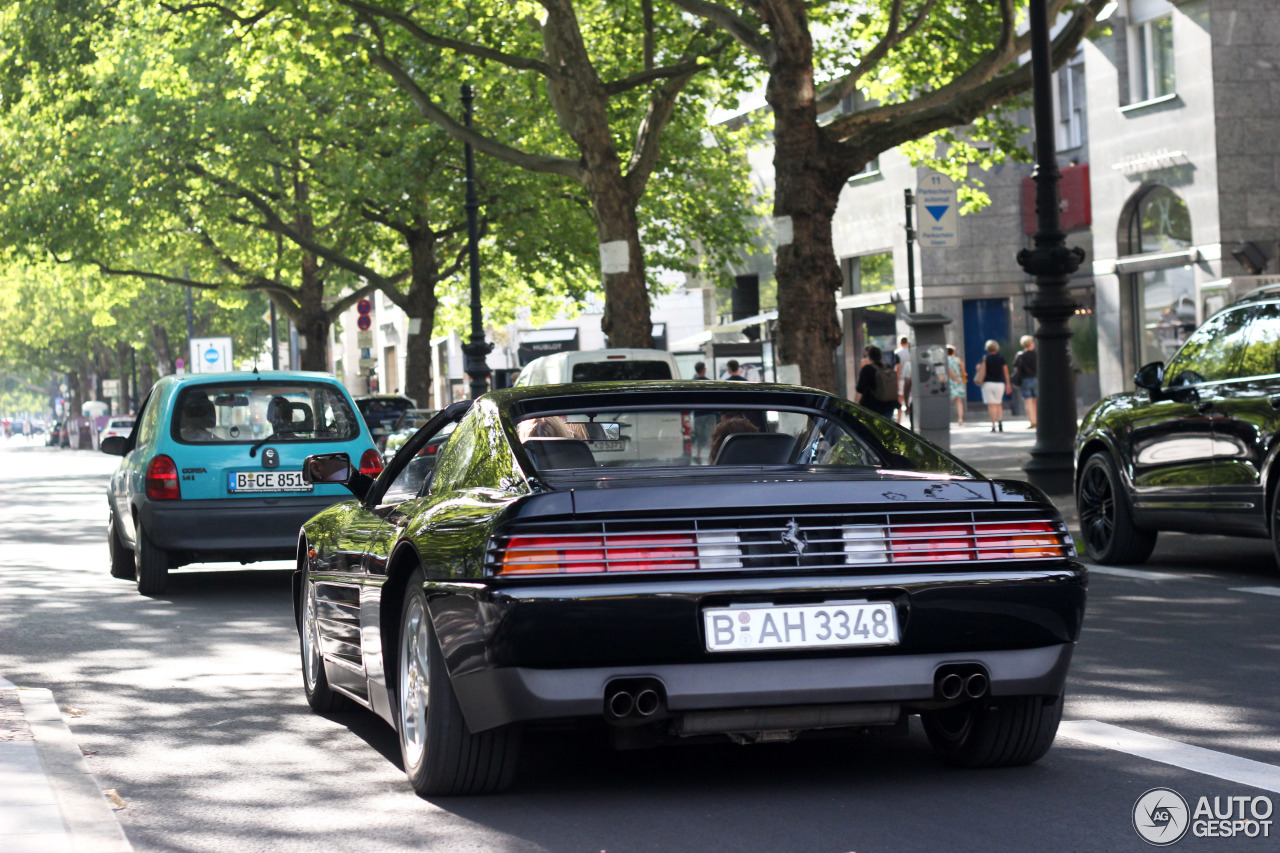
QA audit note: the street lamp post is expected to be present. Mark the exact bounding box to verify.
[1017,0,1085,495]
[460,84,493,399]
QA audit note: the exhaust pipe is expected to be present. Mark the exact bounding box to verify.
[634,688,660,717]
[938,672,964,701]
[606,690,635,719]
[964,672,988,699]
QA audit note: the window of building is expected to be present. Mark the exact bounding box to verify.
[1128,185,1191,254]
[1128,1,1175,104]
[1125,184,1195,367]
[1057,51,1086,150]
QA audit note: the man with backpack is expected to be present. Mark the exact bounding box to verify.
[855,346,901,419]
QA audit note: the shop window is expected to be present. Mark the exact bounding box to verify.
[1128,185,1191,254]
[853,252,894,294]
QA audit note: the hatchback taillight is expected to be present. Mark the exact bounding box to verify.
[145,455,181,501]
[359,448,384,476]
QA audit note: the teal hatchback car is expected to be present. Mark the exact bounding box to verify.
[102,371,382,595]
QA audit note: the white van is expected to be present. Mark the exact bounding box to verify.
[513,348,682,385]
[513,349,689,465]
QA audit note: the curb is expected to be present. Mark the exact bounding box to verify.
[0,686,132,853]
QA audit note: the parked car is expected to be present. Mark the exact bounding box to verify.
[98,417,135,443]
[354,394,417,451]
[47,421,69,448]
[101,371,382,595]
[295,382,1085,796]
[382,408,438,460]
[1076,284,1280,566]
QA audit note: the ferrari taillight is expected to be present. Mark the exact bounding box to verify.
[499,532,699,575]
[886,521,1066,563]
[145,455,180,501]
[359,448,384,476]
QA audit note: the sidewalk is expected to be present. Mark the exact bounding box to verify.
[0,677,133,853]
[0,421,1067,853]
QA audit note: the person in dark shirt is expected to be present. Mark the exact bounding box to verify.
[980,340,1011,432]
[1013,336,1038,429]
[725,359,746,380]
[855,345,899,419]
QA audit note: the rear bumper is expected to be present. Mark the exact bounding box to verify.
[451,642,1075,732]
[137,496,343,563]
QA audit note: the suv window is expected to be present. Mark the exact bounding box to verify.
[1163,307,1251,386]
[570,361,672,381]
[172,382,359,443]
[1237,302,1280,380]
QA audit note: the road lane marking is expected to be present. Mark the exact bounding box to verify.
[1059,720,1280,794]
[1230,586,1280,598]
[1084,564,1182,581]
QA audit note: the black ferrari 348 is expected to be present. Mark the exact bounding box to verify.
[295,383,1085,795]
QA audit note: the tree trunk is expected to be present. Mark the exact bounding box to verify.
[295,251,331,373]
[542,2,653,349]
[151,324,174,375]
[401,231,439,407]
[764,2,847,393]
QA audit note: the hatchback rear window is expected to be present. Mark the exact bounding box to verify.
[172,382,360,444]
[570,361,672,382]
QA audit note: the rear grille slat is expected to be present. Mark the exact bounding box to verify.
[490,508,1075,576]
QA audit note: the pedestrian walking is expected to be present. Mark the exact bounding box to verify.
[855,345,901,419]
[893,336,911,424]
[1013,335,1038,429]
[974,339,1011,432]
[946,345,967,425]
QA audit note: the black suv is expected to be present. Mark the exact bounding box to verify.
[1075,285,1280,565]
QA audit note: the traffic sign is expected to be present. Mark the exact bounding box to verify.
[357,298,373,316]
[357,314,372,331]
[357,330,373,348]
[917,172,958,248]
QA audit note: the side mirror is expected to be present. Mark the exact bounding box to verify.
[1134,362,1165,396]
[303,453,353,486]
[100,436,127,456]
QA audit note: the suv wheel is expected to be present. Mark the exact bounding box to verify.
[1076,452,1157,564]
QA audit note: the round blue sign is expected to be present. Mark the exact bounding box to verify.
[204,347,220,364]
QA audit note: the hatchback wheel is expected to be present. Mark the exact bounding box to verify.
[397,568,520,796]
[300,575,352,712]
[107,511,134,580]
[134,523,169,596]
[1076,452,1156,564]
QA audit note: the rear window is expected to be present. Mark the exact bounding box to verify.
[172,382,360,444]
[357,398,414,420]
[514,406,880,471]
[108,419,134,428]
[570,361,672,382]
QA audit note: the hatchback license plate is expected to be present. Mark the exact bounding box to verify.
[228,471,313,492]
[703,601,899,652]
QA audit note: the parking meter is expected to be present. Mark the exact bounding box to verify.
[905,313,954,450]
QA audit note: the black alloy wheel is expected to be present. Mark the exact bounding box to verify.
[396,568,520,796]
[1076,452,1157,565]
[922,693,1064,768]
[300,573,352,713]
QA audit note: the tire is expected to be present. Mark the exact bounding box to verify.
[300,575,353,713]
[107,511,134,580]
[134,523,170,596]
[922,693,1064,768]
[397,569,520,796]
[1076,452,1157,564]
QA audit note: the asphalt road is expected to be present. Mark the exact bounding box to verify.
[2,439,1279,852]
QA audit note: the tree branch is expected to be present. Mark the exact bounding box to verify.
[666,0,770,58]
[358,45,585,181]
[336,0,551,75]
[813,0,939,114]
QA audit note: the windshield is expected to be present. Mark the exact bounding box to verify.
[514,406,880,471]
[570,361,672,382]
[172,382,359,444]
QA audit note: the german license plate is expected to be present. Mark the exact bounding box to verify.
[228,471,313,492]
[703,601,899,652]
